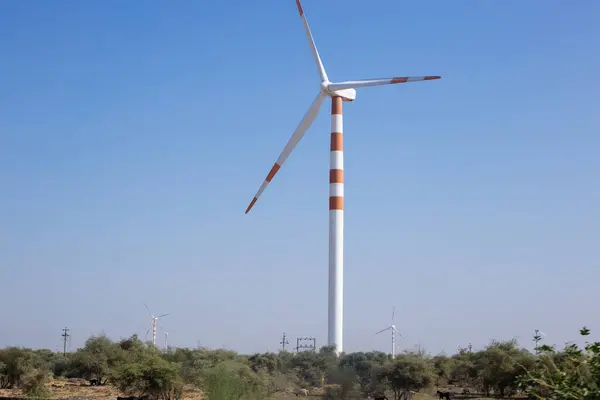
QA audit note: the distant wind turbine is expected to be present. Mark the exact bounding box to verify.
[534,329,547,353]
[144,304,169,347]
[376,306,403,358]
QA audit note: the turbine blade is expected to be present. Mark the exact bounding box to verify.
[392,306,395,321]
[144,304,155,318]
[245,92,326,214]
[295,0,328,82]
[328,76,441,91]
[157,314,170,318]
[375,327,391,335]
[393,327,403,338]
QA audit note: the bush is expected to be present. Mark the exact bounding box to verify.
[1,329,600,400]
[112,355,183,400]
[22,369,52,400]
[519,327,600,399]
[202,361,265,400]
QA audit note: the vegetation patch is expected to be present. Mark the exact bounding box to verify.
[0,328,598,399]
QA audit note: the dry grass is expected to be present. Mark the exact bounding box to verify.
[0,380,510,400]
[0,379,204,400]
[268,390,497,400]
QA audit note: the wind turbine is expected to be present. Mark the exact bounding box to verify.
[144,304,169,347]
[533,329,546,354]
[375,306,403,358]
[244,0,440,355]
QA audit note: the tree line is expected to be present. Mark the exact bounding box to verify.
[1,328,599,400]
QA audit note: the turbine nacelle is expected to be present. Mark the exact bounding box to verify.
[321,81,356,102]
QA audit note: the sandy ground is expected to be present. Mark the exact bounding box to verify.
[0,378,204,400]
[0,379,508,400]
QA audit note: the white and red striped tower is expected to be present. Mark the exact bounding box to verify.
[244,0,440,356]
[329,96,344,352]
[152,318,157,347]
[144,304,169,348]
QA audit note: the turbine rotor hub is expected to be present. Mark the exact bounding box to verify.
[320,81,356,102]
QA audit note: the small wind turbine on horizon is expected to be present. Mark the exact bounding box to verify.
[144,304,169,347]
[533,329,547,354]
[244,0,440,355]
[376,306,403,358]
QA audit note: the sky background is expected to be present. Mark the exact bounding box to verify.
[1,0,599,355]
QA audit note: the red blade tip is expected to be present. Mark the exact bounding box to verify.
[296,0,304,16]
[245,197,258,214]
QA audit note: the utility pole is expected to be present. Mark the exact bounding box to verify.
[296,336,316,352]
[280,332,289,351]
[61,327,70,355]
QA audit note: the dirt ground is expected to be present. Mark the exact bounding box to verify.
[0,378,204,400]
[269,391,497,400]
[0,380,512,400]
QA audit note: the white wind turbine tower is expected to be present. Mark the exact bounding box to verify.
[144,304,169,347]
[244,0,440,355]
[375,306,403,358]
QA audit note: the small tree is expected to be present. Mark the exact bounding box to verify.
[325,366,359,400]
[432,355,455,386]
[519,327,600,399]
[202,361,265,400]
[289,351,324,388]
[22,368,52,400]
[379,354,435,400]
[69,334,126,383]
[0,348,49,389]
[476,339,534,397]
[112,355,183,400]
[339,352,379,395]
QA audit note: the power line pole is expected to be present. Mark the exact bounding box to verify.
[296,336,316,352]
[280,332,289,351]
[61,327,70,355]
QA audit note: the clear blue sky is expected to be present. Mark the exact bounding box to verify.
[1,0,599,355]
